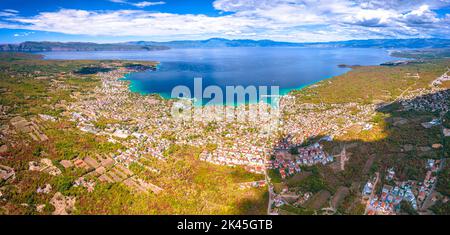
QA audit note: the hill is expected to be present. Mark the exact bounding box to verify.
[2,38,450,52]
[0,41,170,52]
[127,38,450,49]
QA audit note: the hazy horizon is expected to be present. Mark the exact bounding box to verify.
[2,37,450,45]
[1,0,450,43]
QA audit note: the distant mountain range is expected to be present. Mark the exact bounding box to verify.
[1,38,449,52]
[0,41,170,52]
[127,38,450,49]
[127,38,301,48]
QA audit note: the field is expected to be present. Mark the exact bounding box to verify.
[0,53,267,215]
[291,60,449,105]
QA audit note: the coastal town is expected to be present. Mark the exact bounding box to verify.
[265,63,450,215]
[0,54,449,215]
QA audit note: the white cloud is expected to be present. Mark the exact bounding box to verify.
[212,0,450,39]
[3,9,19,14]
[0,1,449,42]
[109,0,166,8]
[0,9,19,17]
[133,1,166,8]
[13,31,34,37]
[4,9,263,38]
[402,5,440,25]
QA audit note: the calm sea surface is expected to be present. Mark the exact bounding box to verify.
[41,47,398,105]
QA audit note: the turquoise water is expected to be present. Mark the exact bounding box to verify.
[41,47,398,106]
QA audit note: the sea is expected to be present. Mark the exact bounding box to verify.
[40,47,399,106]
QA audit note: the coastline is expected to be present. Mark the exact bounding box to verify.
[37,48,401,107]
[119,63,355,108]
[117,47,412,108]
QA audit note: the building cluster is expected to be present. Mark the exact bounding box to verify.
[269,141,333,179]
[28,158,62,176]
[386,167,395,181]
[50,192,76,215]
[4,61,447,215]
[365,158,443,215]
[367,182,417,215]
[0,164,15,181]
[421,118,441,129]
[113,132,170,165]
[281,100,376,144]
[238,180,267,189]
[70,68,281,178]
[417,159,441,204]
[64,66,280,193]
[68,70,170,161]
[362,176,376,199]
[1,55,449,216]
[401,88,450,114]
[200,145,268,174]
[294,192,313,206]
[444,128,450,137]
[273,196,286,208]
[37,184,52,194]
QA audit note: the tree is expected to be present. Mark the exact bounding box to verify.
[399,200,418,215]
[430,200,450,215]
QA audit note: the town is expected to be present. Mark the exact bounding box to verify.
[0,56,449,215]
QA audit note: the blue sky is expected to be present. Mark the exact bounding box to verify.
[0,0,450,43]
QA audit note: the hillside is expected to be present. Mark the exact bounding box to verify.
[127,38,450,49]
[3,38,450,52]
[0,41,170,52]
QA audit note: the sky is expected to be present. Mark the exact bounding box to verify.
[0,0,450,43]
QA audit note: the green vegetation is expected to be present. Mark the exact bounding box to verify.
[291,60,449,104]
[336,191,366,215]
[0,56,267,215]
[400,200,419,215]
[205,143,218,152]
[280,59,450,214]
[92,117,121,130]
[1,53,449,215]
[297,174,329,194]
[436,164,450,197]
[430,200,450,215]
[279,204,315,215]
[48,125,124,160]
[268,169,282,183]
[74,67,113,75]
[0,41,169,52]
[76,145,266,214]
[123,63,157,71]
[0,52,43,61]
[391,48,450,59]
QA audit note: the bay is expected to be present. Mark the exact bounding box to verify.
[41,47,399,106]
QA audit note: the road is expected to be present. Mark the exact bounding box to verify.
[420,111,447,212]
[265,171,277,215]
